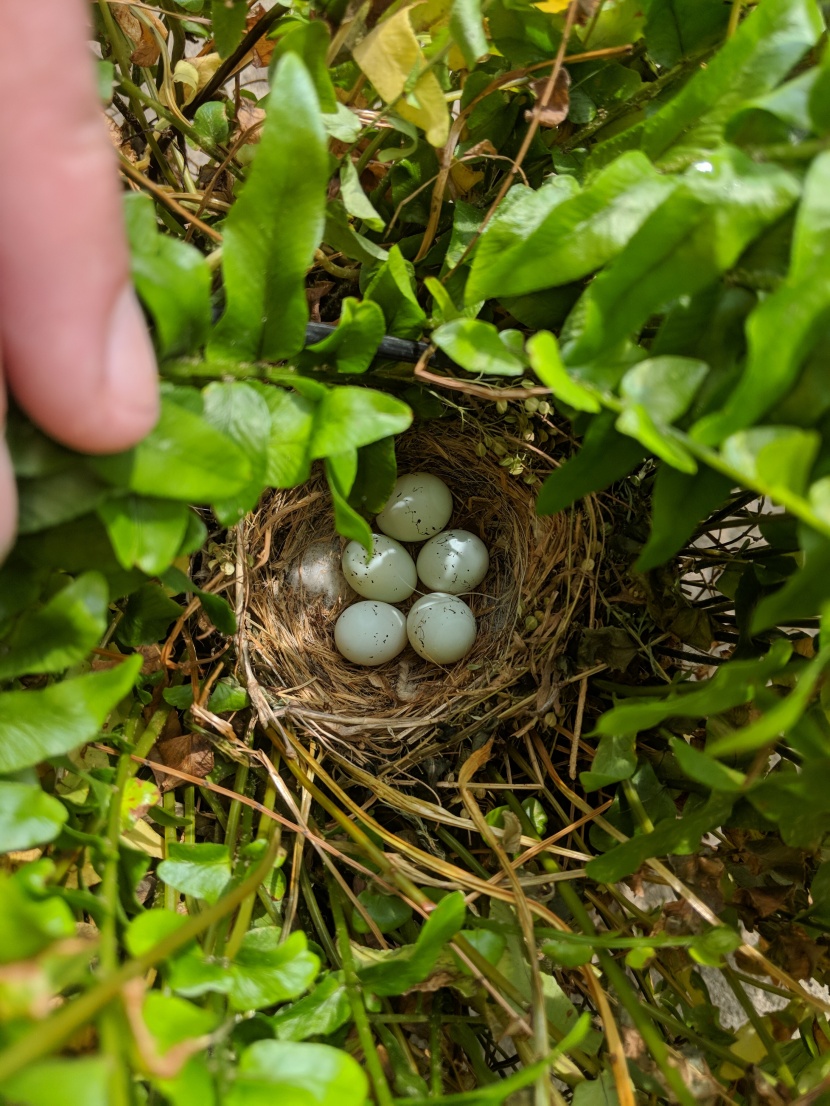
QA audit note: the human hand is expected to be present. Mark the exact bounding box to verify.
[0,0,160,556]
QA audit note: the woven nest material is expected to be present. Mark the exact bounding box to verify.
[243,417,599,765]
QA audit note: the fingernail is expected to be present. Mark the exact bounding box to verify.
[104,285,160,442]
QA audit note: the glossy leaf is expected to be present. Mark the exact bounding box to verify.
[210,54,328,360]
[694,151,830,444]
[0,782,68,851]
[98,496,191,575]
[468,152,673,300]
[590,0,823,169]
[339,158,384,232]
[269,974,353,1042]
[0,656,141,773]
[432,318,526,377]
[125,193,211,357]
[536,412,646,516]
[118,583,183,647]
[643,0,729,69]
[157,843,232,904]
[227,1040,368,1106]
[0,572,108,680]
[565,149,800,365]
[92,392,253,503]
[364,246,427,339]
[450,0,489,69]
[310,387,412,459]
[325,452,373,551]
[720,426,819,499]
[300,298,386,375]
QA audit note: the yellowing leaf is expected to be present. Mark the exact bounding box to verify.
[353,9,450,147]
[173,54,222,105]
[532,0,570,11]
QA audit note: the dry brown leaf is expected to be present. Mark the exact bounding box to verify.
[500,809,523,854]
[235,101,267,145]
[150,732,214,793]
[104,114,138,164]
[525,68,570,129]
[247,4,276,67]
[113,2,167,67]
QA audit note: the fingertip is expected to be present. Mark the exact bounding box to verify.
[96,284,160,454]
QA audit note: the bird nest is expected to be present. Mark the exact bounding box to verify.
[241,416,600,766]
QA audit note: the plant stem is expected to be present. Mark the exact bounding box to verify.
[330,884,395,1106]
[0,835,281,1084]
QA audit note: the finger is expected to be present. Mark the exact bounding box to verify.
[0,0,159,456]
[0,378,17,561]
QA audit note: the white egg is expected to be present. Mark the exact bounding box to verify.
[334,601,408,666]
[375,473,453,543]
[342,535,417,602]
[407,593,477,665]
[416,529,490,595]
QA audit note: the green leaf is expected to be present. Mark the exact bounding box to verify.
[635,464,731,572]
[0,782,67,851]
[300,297,386,375]
[163,678,249,713]
[340,158,384,233]
[364,246,427,339]
[720,426,819,500]
[162,565,237,636]
[92,392,253,503]
[727,68,817,144]
[227,1040,368,1106]
[536,412,647,516]
[353,890,413,934]
[450,0,489,69]
[688,926,742,968]
[271,21,337,113]
[0,1058,109,1106]
[125,193,211,357]
[311,387,412,458]
[98,496,191,575]
[210,54,328,360]
[0,862,75,963]
[193,100,229,145]
[596,640,793,736]
[643,0,730,69]
[0,572,108,680]
[571,1070,621,1106]
[749,762,830,847]
[432,318,526,377]
[171,928,320,1011]
[211,0,246,57]
[142,992,220,1106]
[357,891,466,996]
[269,974,353,1042]
[590,0,823,169]
[349,437,397,516]
[751,538,830,634]
[202,381,272,524]
[467,152,673,301]
[325,452,373,550]
[695,151,830,445]
[16,468,111,535]
[325,200,389,265]
[527,331,600,412]
[0,656,141,773]
[566,149,800,365]
[157,843,232,904]
[706,644,830,758]
[669,737,746,792]
[249,384,317,490]
[586,793,734,882]
[118,583,183,647]
[580,733,637,792]
[620,356,709,425]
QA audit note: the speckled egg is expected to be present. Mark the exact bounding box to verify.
[334,601,408,666]
[416,529,489,595]
[406,592,477,665]
[342,535,417,603]
[375,474,453,543]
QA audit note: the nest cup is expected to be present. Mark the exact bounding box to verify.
[245,420,596,762]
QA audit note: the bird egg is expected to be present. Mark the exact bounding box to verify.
[375,473,453,542]
[416,529,489,595]
[407,593,477,665]
[334,601,408,666]
[342,535,417,602]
